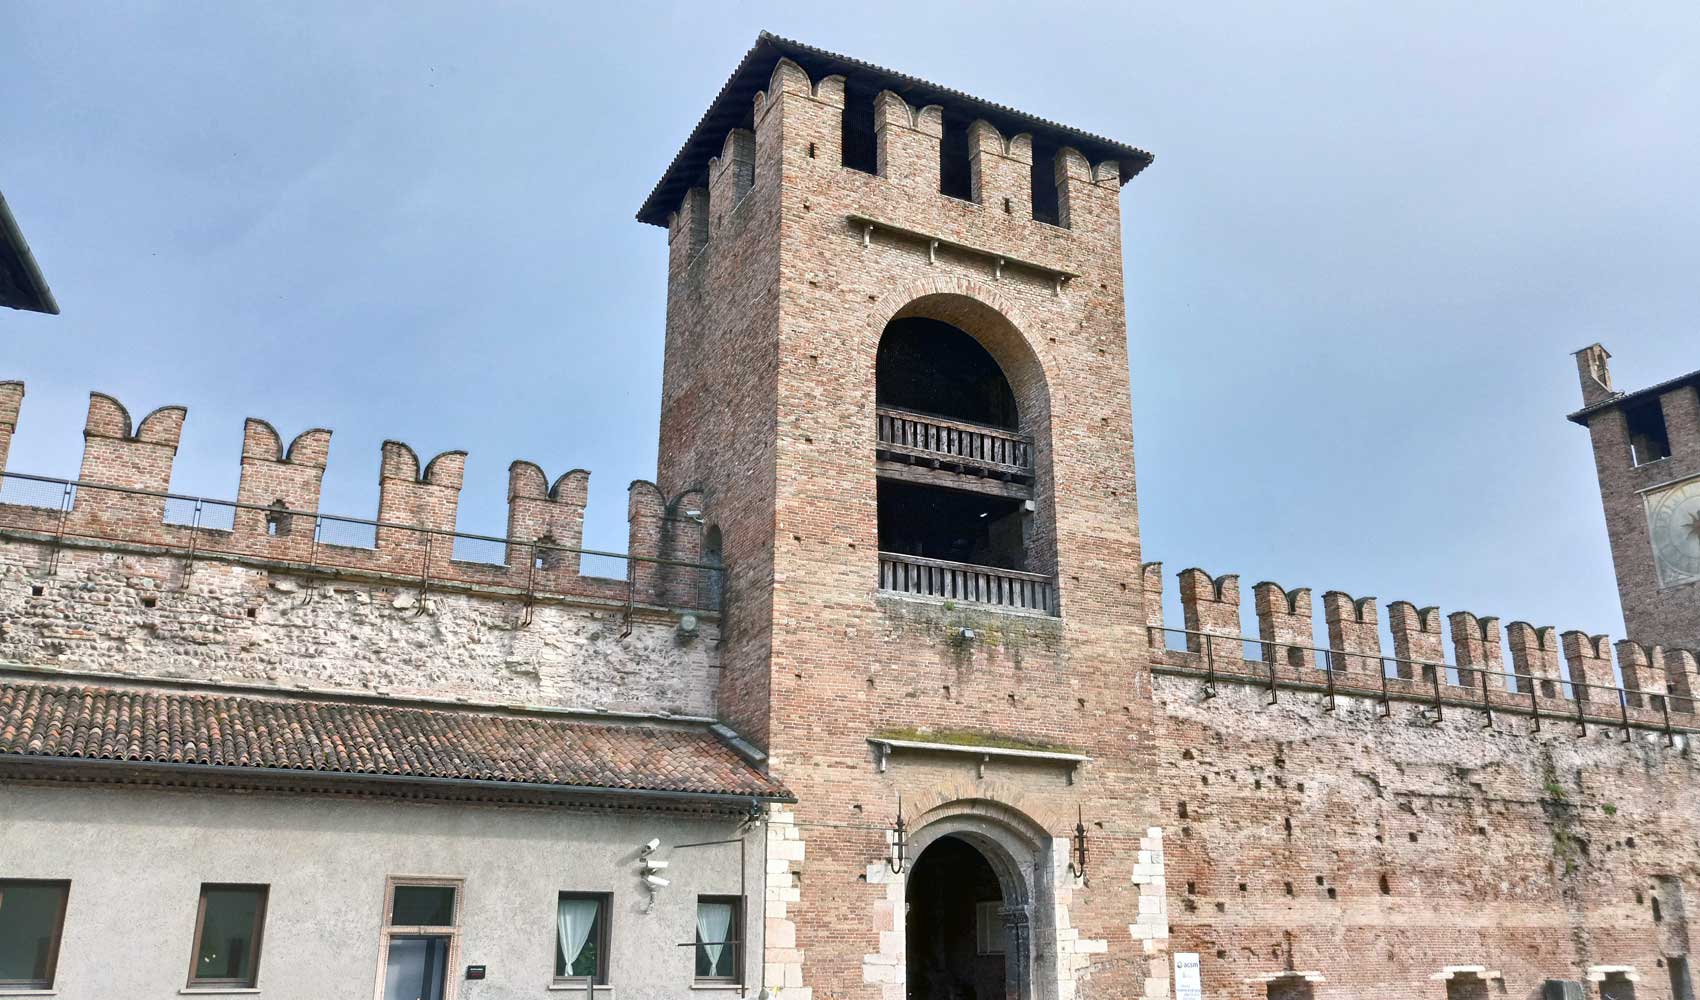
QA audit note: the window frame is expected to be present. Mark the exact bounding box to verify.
[374,876,463,1000]
[185,882,269,990]
[0,879,70,990]
[692,894,743,986]
[552,891,613,987]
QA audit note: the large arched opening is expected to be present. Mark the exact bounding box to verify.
[905,836,1011,1000]
[898,801,1060,1000]
[871,291,1057,612]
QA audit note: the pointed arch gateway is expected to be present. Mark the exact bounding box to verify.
[869,279,1059,614]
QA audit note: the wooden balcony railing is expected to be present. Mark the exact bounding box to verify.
[878,552,1057,615]
[875,406,1034,480]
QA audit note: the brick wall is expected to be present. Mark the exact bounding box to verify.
[1573,345,1700,649]
[1153,673,1700,999]
[654,55,1163,1000]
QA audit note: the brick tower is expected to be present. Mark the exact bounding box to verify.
[1570,344,1700,650]
[641,34,1167,1000]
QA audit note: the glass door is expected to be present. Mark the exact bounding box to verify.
[382,935,448,1000]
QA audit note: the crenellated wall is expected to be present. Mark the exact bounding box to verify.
[0,387,715,611]
[1142,557,1700,997]
[1151,670,1700,999]
[1146,562,1700,724]
[0,385,722,717]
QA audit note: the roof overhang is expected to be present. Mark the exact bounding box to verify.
[636,31,1155,227]
[0,752,796,810]
[1568,369,1700,425]
[0,192,59,315]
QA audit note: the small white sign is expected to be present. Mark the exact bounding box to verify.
[1173,952,1202,1000]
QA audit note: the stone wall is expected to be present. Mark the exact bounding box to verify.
[1153,671,1700,999]
[0,528,719,718]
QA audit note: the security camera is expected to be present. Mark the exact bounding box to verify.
[643,874,670,888]
[640,838,660,856]
[643,859,669,870]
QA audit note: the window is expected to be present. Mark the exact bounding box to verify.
[392,884,457,927]
[1030,137,1062,226]
[0,880,69,989]
[974,900,1005,955]
[379,878,461,1000]
[1626,398,1672,465]
[939,113,972,201]
[188,884,268,989]
[555,893,611,985]
[264,500,291,537]
[702,526,724,614]
[693,896,741,984]
[841,79,877,175]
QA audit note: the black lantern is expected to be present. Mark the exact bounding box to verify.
[886,795,908,874]
[1067,806,1089,882]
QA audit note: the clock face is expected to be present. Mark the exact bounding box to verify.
[1646,477,1700,587]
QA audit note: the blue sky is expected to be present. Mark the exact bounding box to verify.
[2,2,1696,645]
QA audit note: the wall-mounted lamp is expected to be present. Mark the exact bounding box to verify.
[1067,806,1089,883]
[886,795,908,874]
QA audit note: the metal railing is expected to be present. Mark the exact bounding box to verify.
[875,406,1034,479]
[0,471,723,626]
[1146,625,1695,744]
[878,551,1056,615]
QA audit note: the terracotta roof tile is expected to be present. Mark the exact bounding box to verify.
[0,679,788,800]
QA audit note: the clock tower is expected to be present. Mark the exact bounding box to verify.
[1570,343,1700,650]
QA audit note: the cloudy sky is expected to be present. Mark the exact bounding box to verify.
[2,2,1696,646]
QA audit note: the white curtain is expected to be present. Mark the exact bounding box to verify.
[696,901,734,973]
[557,898,599,977]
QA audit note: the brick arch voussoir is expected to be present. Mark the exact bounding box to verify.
[863,275,1056,404]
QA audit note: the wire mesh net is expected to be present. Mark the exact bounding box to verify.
[579,552,628,580]
[161,497,238,532]
[0,474,69,510]
[450,534,507,566]
[315,516,377,550]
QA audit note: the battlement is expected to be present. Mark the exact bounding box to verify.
[1147,562,1700,737]
[639,33,1149,227]
[658,42,1137,283]
[0,383,720,613]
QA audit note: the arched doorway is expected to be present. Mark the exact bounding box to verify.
[895,800,1061,1000]
[906,836,1023,1000]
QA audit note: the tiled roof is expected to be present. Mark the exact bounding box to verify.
[0,679,789,801]
[1567,367,1700,424]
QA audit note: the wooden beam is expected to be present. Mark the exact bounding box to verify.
[875,460,1033,500]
